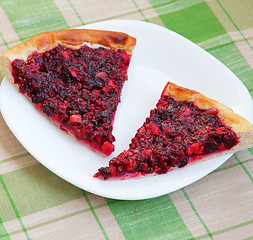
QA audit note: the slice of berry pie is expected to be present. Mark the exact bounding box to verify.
[95,82,253,179]
[0,29,136,156]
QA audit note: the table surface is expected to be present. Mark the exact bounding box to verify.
[0,1,253,239]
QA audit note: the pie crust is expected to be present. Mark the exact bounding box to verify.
[0,29,136,85]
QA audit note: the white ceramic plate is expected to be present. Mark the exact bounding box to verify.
[1,20,253,200]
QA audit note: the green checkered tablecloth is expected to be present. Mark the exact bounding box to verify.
[0,0,253,239]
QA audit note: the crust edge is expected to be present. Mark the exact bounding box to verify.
[1,29,136,62]
[163,82,253,132]
[0,56,14,86]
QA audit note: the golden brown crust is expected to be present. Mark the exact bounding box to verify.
[163,82,253,150]
[1,29,136,62]
[0,29,136,86]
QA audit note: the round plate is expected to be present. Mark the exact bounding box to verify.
[1,20,253,200]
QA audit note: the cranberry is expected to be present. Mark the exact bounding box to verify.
[101,141,115,156]
[69,114,82,124]
[11,45,132,155]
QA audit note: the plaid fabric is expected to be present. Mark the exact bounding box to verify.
[0,0,253,239]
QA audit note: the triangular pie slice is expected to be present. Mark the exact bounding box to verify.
[0,29,136,156]
[95,82,253,179]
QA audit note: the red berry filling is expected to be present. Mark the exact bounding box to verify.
[95,95,238,179]
[11,45,131,155]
